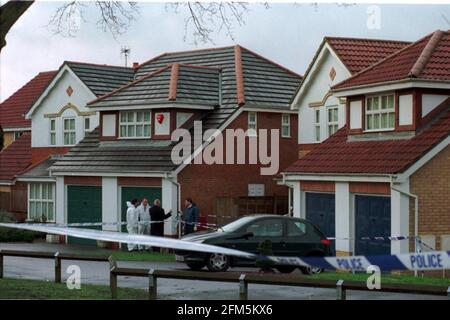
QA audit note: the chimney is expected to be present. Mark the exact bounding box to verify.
[132,62,139,69]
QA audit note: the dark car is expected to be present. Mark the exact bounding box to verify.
[175,215,331,273]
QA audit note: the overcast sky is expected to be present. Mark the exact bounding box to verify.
[1,2,449,102]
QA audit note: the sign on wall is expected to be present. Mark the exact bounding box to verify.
[248,184,265,197]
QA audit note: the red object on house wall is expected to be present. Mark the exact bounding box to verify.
[156,113,165,124]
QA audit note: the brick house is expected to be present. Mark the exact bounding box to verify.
[282,30,450,256]
[47,45,301,240]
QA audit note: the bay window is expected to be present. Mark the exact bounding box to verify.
[119,111,151,138]
[365,94,395,131]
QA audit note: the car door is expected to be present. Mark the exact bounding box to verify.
[225,218,285,265]
[284,219,322,257]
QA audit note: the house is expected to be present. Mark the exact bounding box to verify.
[282,30,450,256]
[2,62,134,222]
[0,71,56,219]
[291,36,410,157]
[47,45,302,242]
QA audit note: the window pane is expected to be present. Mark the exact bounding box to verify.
[367,115,373,130]
[85,118,90,130]
[315,126,320,141]
[128,126,135,137]
[388,95,394,109]
[389,113,395,128]
[144,112,151,122]
[373,97,379,110]
[315,110,320,122]
[144,125,151,136]
[381,96,387,109]
[120,125,127,137]
[48,184,53,200]
[42,203,47,219]
[30,184,35,199]
[127,112,134,122]
[50,133,56,145]
[70,132,76,144]
[373,114,380,129]
[41,184,47,199]
[120,112,127,122]
[136,112,143,122]
[367,98,372,111]
[136,125,143,137]
[381,113,388,128]
[50,120,55,130]
[282,126,289,137]
[36,202,42,217]
[48,204,54,221]
[30,202,36,219]
[64,119,68,129]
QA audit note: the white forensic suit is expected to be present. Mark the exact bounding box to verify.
[126,201,139,251]
[137,203,151,250]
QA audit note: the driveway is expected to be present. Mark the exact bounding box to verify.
[0,242,446,300]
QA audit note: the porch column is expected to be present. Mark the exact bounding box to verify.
[102,177,119,232]
[391,181,410,254]
[162,177,178,236]
[335,182,352,255]
[292,181,302,218]
[55,177,65,224]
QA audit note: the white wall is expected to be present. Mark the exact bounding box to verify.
[162,177,178,236]
[102,177,119,231]
[335,182,352,253]
[296,46,351,144]
[391,180,410,254]
[30,68,98,147]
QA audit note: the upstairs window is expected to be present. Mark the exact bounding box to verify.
[119,111,151,138]
[281,114,291,138]
[84,117,91,134]
[366,94,395,131]
[49,119,56,145]
[327,106,339,137]
[63,118,76,145]
[247,112,257,136]
[314,109,321,142]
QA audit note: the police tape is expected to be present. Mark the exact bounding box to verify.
[0,222,449,272]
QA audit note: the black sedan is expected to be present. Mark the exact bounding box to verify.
[175,215,332,273]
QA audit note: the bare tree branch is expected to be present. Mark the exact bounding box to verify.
[0,0,35,51]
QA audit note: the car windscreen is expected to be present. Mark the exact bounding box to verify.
[220,216,256,232]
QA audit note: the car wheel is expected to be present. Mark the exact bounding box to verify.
[276,266,296,274]
[186,263,205,271]
[206,253,230,272]
[299,266,323,275]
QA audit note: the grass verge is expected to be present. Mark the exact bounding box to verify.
[109,250,176,262]
[0,278,148,300]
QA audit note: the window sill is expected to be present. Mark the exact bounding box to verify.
[118,136,151,140]
[363,128,395,133]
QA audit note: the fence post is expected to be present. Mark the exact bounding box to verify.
[0,250,3,279]
[54,252,61,283]
[447,286,450,299]
[109,256,118,300]
[239,274,248,300]
[336,280,346,300]
[148,269,157,300]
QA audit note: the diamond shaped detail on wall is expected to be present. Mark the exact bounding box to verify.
[66,86,73,96]
[329,67,336,81]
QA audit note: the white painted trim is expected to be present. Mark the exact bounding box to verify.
[2,127,31,132]
[26,65,97,118]
[333,79,450,97]
[172,106,244,175]
[88,103,214,112]
[50,171,169,177]
[396,134,450,181]
[242,107,297,114]
[282,173,392,183]
[16,177,55,183]
[291,43,351,109]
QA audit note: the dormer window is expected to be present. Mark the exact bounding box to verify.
[365,94,395,131]
[119,111,151,138]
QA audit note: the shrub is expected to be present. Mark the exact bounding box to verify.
[0,210,45,242]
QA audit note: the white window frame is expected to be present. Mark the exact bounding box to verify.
[63,117,76,146]
[365,94,395,132]
[49,119,56,145]
[281,114,291,138]
[314,109,321,142]
[84,116,91,134]
[119,111,152,139]
[247,112,257,137]
[327,106,339,137]
[28,183,55,222]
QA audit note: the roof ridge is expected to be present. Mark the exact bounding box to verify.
[409,30,445,77]
[178,63,222,71]
[65,60,134,70]
[332,31,437,90]
[325,35,411,44]
[88,64,172,106]
[234,45,246,106]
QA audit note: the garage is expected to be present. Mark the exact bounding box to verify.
[355,195,391,255]
[67,185,102,245]
[305,192,335,253]
[120,186,162,231]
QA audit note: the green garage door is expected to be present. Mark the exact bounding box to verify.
[120,186,162,232]
[67,185,102,246]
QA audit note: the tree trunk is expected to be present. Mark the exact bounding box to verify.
[1,0,34,52]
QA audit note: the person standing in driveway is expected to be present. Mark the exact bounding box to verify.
[137,198,151,250]
[149,199,172,252]
[126,199,139,252]
[182,198,199,235]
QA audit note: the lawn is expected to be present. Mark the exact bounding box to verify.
[310,271,450,286]
[109,250,175,262]
[0,278,148,300]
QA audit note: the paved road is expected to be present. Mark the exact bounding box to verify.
[0,242,446,300]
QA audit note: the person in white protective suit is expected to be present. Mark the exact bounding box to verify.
[137,198,151,250]
[126,199,139,251]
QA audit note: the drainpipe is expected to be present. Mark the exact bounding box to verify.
[281,173,293,217]
[167,174,182,239]
[390,176,420,276]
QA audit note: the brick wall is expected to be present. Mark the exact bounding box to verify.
[178,111,298,216]
[409,144,450,251]
[31,147,72,164]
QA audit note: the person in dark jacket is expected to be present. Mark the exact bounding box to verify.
[149,199,172,252]
[181,198,199,235]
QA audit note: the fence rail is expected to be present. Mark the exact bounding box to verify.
[0,249,449,300]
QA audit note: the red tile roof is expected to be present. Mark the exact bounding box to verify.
[0,71,56,129]
[326,37,411,74]
[284,103,450,175]
[333,30,450,90]
[0,132,32,181]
